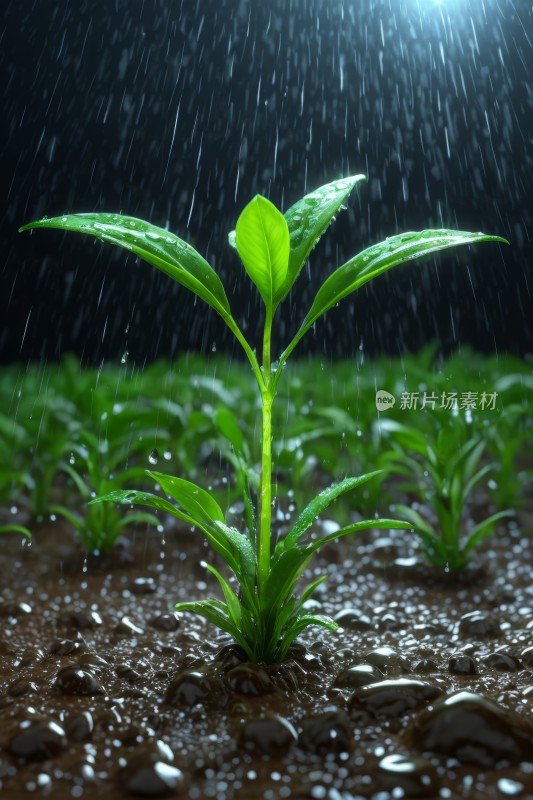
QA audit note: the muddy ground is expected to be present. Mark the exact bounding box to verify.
[0,510,532,800]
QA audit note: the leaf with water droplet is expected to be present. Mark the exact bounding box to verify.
[18,213,239,337]
[283,229,509,360]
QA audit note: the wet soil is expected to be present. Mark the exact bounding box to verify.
[0,513,532,800]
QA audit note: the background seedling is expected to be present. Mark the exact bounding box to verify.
[377,415,514,570]
[20,175,508,661]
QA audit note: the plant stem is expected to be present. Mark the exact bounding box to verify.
[258,307,274,591]
[258,388,273,590]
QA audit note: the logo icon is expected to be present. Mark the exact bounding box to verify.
[376,390,396,411]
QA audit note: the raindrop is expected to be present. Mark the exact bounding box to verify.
[121,351,129,364]
[149,448,159,465]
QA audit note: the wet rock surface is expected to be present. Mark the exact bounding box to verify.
[405,691,533,766]
[0,516,532,798]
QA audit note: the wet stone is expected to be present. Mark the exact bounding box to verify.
[65,609,103,629]
[413,659,439,674]
[521,646,533,666]
[348,679,443,721]
[226,663,274,696]
[449,654,478,676]
[131,576,157,595]
[484,651,522,672]
[54,665,104,695]
[120,741,185,797]
[150,612,180,632]
[65,711,94,742]
[299,709,351,754]
[405,691,533,766]
[0,601,32,618]
[497,778,526,796]
[333,664,382,689]
[50,637,86,656]
[7,678,39,697]
[375,611,402,631]
[116,616,145,636]
[165,671,209,706]
[377,753,440,797]
[363,646,410,675]
[458,610,500,637]
[16,647,45,667]
[333,608,372,630]
[116,664,143,684]
[240,714,298,755]
[6,719,67,760]
[214,643,248,672]
[77,652,109,670]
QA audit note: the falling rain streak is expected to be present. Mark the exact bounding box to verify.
[1,0,531,363]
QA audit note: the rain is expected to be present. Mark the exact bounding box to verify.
[1,2,533,798]
[1,0,531,362]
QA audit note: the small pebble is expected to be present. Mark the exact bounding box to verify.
[405,691,533,766]
[53,665,104,695]
[240,714,297,755]
[7,719,67,760]
[449,654,478,676]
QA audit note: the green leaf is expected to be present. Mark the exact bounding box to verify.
[147,470,225,528]
[214,407,244,454]
[213,520,257,588]
[19,213,237,329]
[174,598,254,660]
[0,525,32,538]
[297,575,328,606]
[281,471,383,551]
[202,562,242,627]
[116,511,160,531]
[306,517,415,555]
[463,510,514,557]
[280,174,367,300]
[235,195,290,310]
[285,229,509,358]
[89,488,189,523]
[278,614,338,661]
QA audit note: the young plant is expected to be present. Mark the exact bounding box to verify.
[377,417,513,570]
[20,175,508,661]
[51,431,159,554]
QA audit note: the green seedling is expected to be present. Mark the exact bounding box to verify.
[378,417,513,570]
[51,431,159,554]
[20,174,508,661]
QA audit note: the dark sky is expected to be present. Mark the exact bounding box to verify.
[2,0,532,365]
